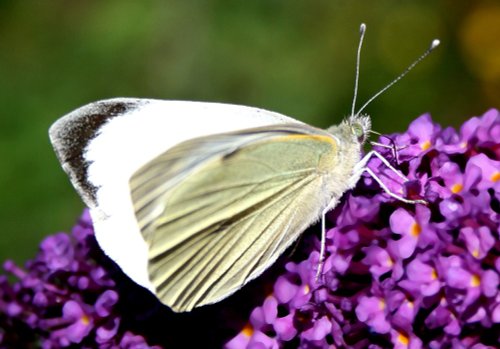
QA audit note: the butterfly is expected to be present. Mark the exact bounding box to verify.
[49,24,436,312]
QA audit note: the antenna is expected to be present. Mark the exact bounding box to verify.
[354,31,440,117]
[351,23,367,116]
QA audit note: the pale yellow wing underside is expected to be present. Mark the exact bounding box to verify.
[129,125,338,312]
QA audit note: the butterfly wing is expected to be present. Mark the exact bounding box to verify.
[49,98,304,293]
[130,124,340,311]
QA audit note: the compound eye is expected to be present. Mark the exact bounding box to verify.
[352,122,366,143]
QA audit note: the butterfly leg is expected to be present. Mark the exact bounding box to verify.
[315,150,426,282]
[370,141,409,152]
[315,208,328,283]
[364,167,427,204]
[356,150,426,204]
[315,150,376,282]
[359,150,409,181]
[369,141,409,165]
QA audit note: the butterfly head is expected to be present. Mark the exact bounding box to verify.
[348,114,371,145]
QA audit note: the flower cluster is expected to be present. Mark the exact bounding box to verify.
[226,109,500,348]
[1,110,498,348]
[0,210,162,348]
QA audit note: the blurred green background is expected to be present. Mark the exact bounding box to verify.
[1,0,499,264]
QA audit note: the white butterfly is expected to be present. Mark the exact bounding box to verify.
[49,24,436,312]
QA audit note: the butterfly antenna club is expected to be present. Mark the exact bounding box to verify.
[354,36,440,117]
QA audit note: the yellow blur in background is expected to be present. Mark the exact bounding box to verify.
[0,0,498,263]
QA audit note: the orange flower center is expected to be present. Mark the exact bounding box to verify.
[472,248,480,258]
[398,333,410,345]
[410,222,421,237]
[491,171,500,182]
[81,314,90,325]
[421,140,431,150]
[471,274,481,287]
[304,284,310,294]
[242,323,254,337]
[451,183,463,193]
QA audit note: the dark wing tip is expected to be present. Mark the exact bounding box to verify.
[49,98,148,206]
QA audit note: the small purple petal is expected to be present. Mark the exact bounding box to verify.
[248,331,279,349]
[355,296,391,334]
[96,316,120,343]
[95,289,119,317]
[480,270,499,298]
[39,233,74,271]
[273,276,298,304]
[301,316,332,341]
[273,313,297,341]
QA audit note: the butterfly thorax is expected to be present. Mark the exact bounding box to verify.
[323,114,371,198]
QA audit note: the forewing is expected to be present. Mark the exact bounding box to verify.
[130,125,339,311]
[49,98,303,292]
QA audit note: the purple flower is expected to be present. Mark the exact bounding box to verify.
[436,161,465,197]
[390,330,423,349]
[300,315,332,343]
[119,331,162,349]
[362,245,395,279]
[388,208,421,259]
[50,300,93,345]
[466,154,500,190]
[39,233,74,271]
[226,109,500,348]
[2,109,499,348]
[355,296,391,333]
[459,226,495,260]
[386,290,417,331]
[399,257,440,298]
[391,113,440,158]
[0,212,163,348]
